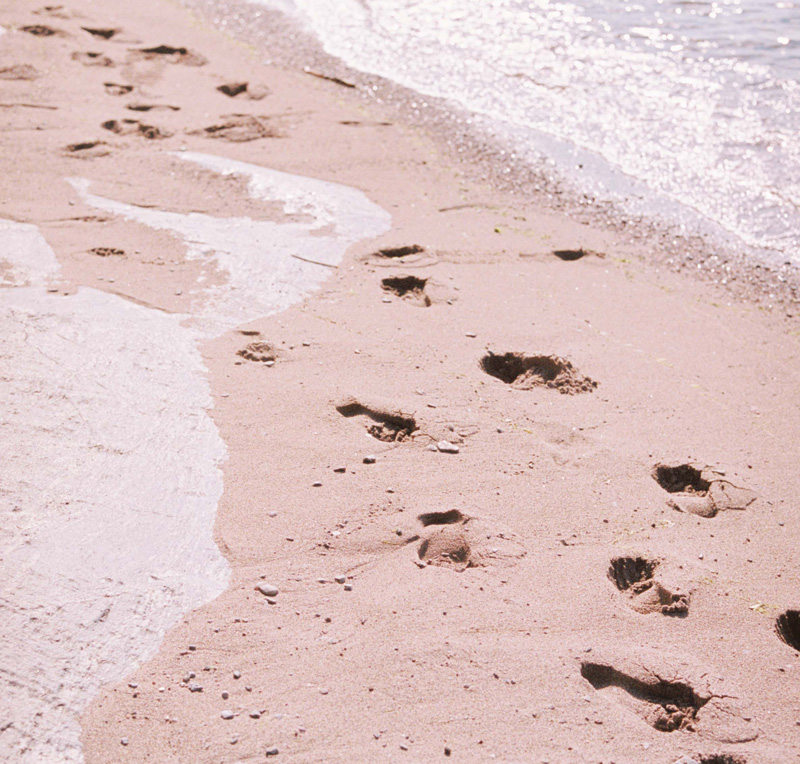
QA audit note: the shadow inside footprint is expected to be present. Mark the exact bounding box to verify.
[480,352,597,394]
[217,82,268,100]
[104,82,133,96]
[136,45,208,66]
[336,399,417,442]
[653,464,710,494]
[89,247,124,257]
[71,51,114,67]
[375,244,424,258]
[381,275,430,306]
[776,610,800,651]
[553,248,587,261]
[82,26,118,39]
[609,556,689,616]
[417,510,465,527]
[652,463,756,518]
[581,661,706,732]
[65,140,110,158]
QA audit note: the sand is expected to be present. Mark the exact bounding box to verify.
[1,1,799,763]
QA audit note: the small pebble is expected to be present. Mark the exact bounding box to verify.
[333,466,346,473]
[188,683,203,693]
[128,682,138,689]
[344,584,353,592]
[437,440,460,454]
[334,575,346,584]
[268,511,278,517]
[222,691,229,699]
[230,736,239,745]
[233,670,242,679]
[188,645,197,651]
[465,332,477,338]
[445,747,452,757]
[256,584,279,597]
[363,455,376,464]
[312,481,323,487]
[121,738,129,746]
[266,747,279,757]
[250,710,261,719]
[183,672,195,682]
[427,444,437,451]
[221,710,235,720]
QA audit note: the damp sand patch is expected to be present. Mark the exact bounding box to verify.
[69,152,391,335]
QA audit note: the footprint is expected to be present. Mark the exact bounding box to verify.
[102,119,171,139]
[88,247,125,257]
[20,24,60,36]
[217,82,269,100]
[126,103,180,112]
[652,463,757,518]
[480,352,597,394]
[381,275,431,306]
[237,341,279,365]
[374,244,424,258]
[0,65,39,80]
[674,756,747,764]
[609,556,689,616]
[415,513,525,571]
[776,610,800,652]
[580,651,758,742]
[65,140,110,158]
[81,27,119,39]
[104,82,133,96]
[71,51,114,67]
[582,660,705,732]
[134,45,208,66]
[189,114,281,142]
[335,398,417,442]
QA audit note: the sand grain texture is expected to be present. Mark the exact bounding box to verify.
[1,0,799,763]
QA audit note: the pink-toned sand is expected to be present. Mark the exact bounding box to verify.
[2,1,800,763]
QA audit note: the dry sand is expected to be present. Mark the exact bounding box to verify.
[1,0,800,763]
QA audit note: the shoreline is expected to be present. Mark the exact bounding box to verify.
[1,0,800,762]
[183,0,800,317]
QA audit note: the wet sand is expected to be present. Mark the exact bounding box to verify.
[1,1,800,763]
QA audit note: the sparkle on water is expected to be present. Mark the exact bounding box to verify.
[253,0,800,263]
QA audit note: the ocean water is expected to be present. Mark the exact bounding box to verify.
[249,0,800,265]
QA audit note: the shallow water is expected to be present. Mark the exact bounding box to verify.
[249,0,800,265]
[0,240,228,762]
